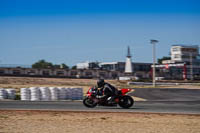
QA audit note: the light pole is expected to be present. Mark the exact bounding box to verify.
[150,40,159,87]
[190,53,193,80]
[189,45,200,80]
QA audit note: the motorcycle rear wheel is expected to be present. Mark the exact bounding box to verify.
[118,95,134,109]
[83,97,98,108]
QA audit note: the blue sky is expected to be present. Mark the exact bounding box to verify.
[0,0,200,66]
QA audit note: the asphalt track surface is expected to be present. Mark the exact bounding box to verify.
[0,100,200,114]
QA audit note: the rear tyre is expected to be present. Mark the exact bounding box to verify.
[118,96,134,109]
[83,97,98,108]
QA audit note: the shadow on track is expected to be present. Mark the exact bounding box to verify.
[97,107,145,110]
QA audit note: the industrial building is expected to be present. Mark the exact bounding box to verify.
[1,45,199,80]
[76,47,152,79]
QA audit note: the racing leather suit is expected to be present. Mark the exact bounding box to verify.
[98,83,118,103]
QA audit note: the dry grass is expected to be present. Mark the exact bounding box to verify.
[0,110,200,133]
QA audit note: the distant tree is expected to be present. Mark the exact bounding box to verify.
[53,64,61,69]
[53,64,69,69]
[157,56,171,64]
[71,65,77,69]
[60,63,69,69]
[32,60,70,69]
[32,60,53,69]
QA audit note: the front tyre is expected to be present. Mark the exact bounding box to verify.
[83,97,98,108]
[118,96,134,109]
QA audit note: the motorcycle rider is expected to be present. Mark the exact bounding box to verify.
[96,79,118,104]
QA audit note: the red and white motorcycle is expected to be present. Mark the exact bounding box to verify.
[83,87,134,109]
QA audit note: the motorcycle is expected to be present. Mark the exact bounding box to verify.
[83,87,134,109]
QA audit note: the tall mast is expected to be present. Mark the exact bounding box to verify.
[127,46,131,58]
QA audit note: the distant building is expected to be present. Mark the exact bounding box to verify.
[0,67,124,79]
[0,45,153,79]
[76,61,99,69]
[156,45,200,80]
[171,45,200,63]
[99,62,125,72]
[100,62,151,72]
[75,46,151,79]
[99,46,151,78]
[99,62,151,78]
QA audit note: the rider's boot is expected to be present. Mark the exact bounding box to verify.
[107,96,116,105]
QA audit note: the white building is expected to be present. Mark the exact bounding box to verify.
[171,45,199,63]
[76,61,99,69]
[125,46,133,74]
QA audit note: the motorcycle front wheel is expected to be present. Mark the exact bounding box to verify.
[83,97,98,108]
[118,95,134,109]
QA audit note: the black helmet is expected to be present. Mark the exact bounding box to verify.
[97,79,105,88]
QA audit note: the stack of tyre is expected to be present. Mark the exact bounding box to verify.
[65,87,72,100]
[29,87,40,101]
[77,88,83,100]
[58,87,67,100]
[39,87,51,101]
[20,87,83,101]
[20,88,31,101]
[71,88,83,100]
[0,88,16,100]
[6,89,16,100]
[49,87,59,101]
[0,88,7,100]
